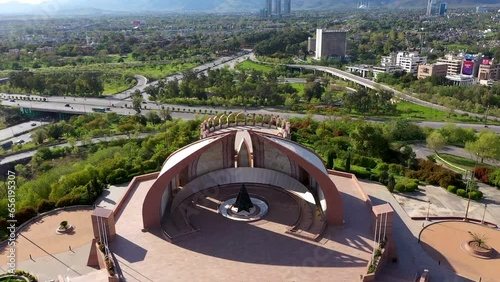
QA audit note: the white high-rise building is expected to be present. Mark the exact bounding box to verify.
[396,52,427,74]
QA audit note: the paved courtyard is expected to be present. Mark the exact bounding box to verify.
[393,184,500,226]
[420,221,500,282]
[110,176,376,282]
[0,210,96,280]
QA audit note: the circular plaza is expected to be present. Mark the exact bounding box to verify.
[419,221,500,281]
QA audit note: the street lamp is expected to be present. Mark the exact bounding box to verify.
[464,154,479,220]
[481,204,487,224]
[426,200,431,221]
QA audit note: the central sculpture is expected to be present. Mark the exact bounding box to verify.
[233,184,254,213]
[219,184,268,222]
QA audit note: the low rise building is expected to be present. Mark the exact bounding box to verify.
[35,46,56,54]
[346,64,403,79]
[446,74,474,86]
[396,52,427,74]
[380,52,427,74]
[437,54,463,75]
[381,53,397,67]
[478,59,500,82]
[417,63,448,80]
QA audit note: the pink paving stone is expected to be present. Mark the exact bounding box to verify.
[0,210,94,264]
[110,175,376,281]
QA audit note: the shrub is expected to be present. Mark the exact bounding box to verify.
[56,194,82,208]
[378,170,389,185]
[405,182,418,192]
[469,190,483,201]
[447,185,458,194]
[394,183,405,192]
[387,175,395,193]
[489,169,500,187]
[351,168,372,179]
[353,155,378,169]
[15,206,38,224]
[37,199,56,213]
[376,162,389,171]
[474,166,492,184]
[106,168,129,184]
[456,189,467,197]
[388,164,406,176]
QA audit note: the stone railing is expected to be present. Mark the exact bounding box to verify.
[113,172,159,219]
[200,112,291,139]
[0,205,94,247]
[363,243,390,282]
[327,170,396,282]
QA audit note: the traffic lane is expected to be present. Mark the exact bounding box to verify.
[411,143,499,166]
[2,132,33,146]
[415,121,500,134]
[4,96,500,134]
[0,121,48,141]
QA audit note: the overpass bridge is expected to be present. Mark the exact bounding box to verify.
[287,64,498,121]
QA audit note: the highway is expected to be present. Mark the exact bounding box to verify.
[0,121,49,142]
[0,133,150,165]
[1,52,499,134]
[288,64,499,121]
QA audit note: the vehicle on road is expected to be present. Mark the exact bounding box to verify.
[16,139,25,144]
[65,104,70,107]
[31,123,36,126]
[92,107,106,113]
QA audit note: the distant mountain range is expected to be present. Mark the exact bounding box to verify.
[0,0,497,15]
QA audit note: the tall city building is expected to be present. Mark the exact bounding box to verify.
[274,0,281,15]
[426,0,439,16]
[314,29,347,59]
[283,0,291,15]
[267,0,273,17]
[439,2,447,16]
[358,0,369,9]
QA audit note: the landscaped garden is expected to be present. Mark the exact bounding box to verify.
[290,117,490,200]
[0,116,201,240]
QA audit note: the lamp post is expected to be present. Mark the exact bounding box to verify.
[464,154,478,220]
[426,200,431,221]
[481,204,487,224]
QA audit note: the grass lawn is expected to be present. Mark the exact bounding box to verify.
[290,83,305,95]
[236,60,274,73]
[102,78,136,95]
[395,102,493,124]
[35,62,198,80]
[437,153,495,171]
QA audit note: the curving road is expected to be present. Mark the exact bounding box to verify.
[111,75,148,100]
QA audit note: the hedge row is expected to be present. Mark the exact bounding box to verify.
[448,185,483,200]
[474,166,500,188]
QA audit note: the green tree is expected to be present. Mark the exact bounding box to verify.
[387,175,396,193]
[326,150,335,169]
[465,130,500,163]
[131,90,143,114]
[350,123,389,158]
[426,131,446,153]
[345,151,351,173]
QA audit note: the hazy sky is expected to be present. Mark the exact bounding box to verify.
[0,0,46,3]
